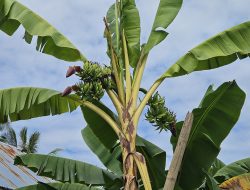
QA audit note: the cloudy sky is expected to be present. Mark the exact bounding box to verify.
[0,0,250,168]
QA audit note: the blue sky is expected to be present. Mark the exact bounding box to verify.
[0,0,250,168]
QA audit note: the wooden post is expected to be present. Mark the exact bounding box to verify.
[163,112,194,190]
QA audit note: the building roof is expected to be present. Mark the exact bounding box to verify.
[0,142,52,189]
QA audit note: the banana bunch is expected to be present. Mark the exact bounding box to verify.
[62,61,113,101]
[145,92,177,136]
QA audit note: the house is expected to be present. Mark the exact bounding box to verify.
[0,142,52,189]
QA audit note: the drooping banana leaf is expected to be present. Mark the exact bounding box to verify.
[82,126,123,175]
[14,154,122,188]
[214,157,250,184]
[144,0,183,53]
[162,21,250,78]
[16,182,99,190]
[171,81,246,190]
[0,87,80,123]
[81,101,166,189]
[0,0,87,62]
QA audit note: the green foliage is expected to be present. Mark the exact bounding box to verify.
[144,0,183,53]
[121,0,141,67]
[162,21,250,78]
[171,81,246,190]
[0,87,80,123]
[202,170,220,190]
[0,0,86,62]
[1,0,250,189]
[14,154,123,188]
[28,131,40,153]
[81,101,167,189]
[209,158,226,176]
[214,157,250,184]
[1,126,17,147]
[105,1,141,67]
[16,182,99,190]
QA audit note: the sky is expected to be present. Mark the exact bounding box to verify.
[0,0,250,169]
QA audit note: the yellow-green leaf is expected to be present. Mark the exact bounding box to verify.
[219,173,250,190]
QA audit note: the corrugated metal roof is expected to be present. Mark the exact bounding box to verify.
[0,142,52,189]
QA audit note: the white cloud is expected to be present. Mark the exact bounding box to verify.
[0,0,250,170]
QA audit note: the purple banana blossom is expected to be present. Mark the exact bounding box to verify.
[61,86,72,96]
[66,66,82,78]
[66,66,75,78]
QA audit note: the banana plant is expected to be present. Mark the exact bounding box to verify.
[0,0,250,189]
[198,157,250,190]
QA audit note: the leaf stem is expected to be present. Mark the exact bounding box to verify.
[133,76,162,126]
[131,54,148,111]
[106,89,123,123]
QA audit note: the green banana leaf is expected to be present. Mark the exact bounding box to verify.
[144,0,183,53]
[214,157,250,184]
[162,21,250,78]
[0,0,86,62]
[16,182,99,190]
[82,126,123,175]
[198,85,215,108]
[0,87,80,123]
[106,1,141,67]
[106,3,119,53]
[121,0,141,67]
[209,158,226,176]
[14,154,122,188]
[171,81,246,190]
[202,170,220,190]
[81,101,166,189]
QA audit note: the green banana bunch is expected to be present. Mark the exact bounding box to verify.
[145,92,177,136]
[62,61,113,101]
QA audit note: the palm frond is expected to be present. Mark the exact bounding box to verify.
[19,127,28,152]
[28,131,40,153]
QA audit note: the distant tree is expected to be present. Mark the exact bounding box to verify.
[0,124,40,153]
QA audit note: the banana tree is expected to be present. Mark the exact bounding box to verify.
[0,0,250,189]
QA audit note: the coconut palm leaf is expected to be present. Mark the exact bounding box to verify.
[0,87,80,123]
[14,154,123,188]
[1,126,17,147]
[19,127,28,151]
[28,131,40,153]
[0,0,87,62]
[162,21,250,78]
